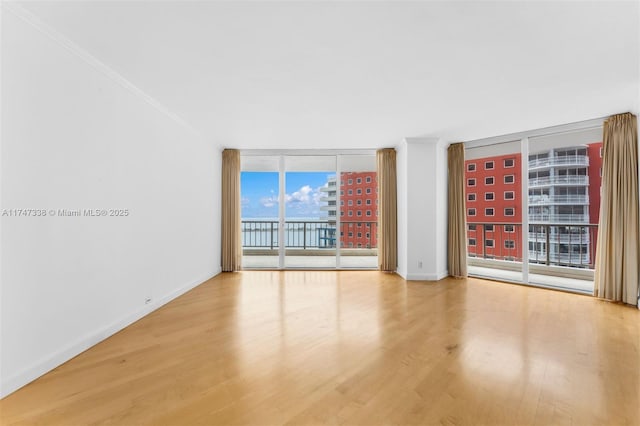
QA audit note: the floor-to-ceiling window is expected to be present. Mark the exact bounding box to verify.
[240,152,378,269]
[464,121,603,293]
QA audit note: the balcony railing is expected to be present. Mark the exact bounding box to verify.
[528,155,589,169]
[468,222,598,269]
[528,213,589,222]
[529,175,589,187]
[241,220,377,249]
[528,194,589,205]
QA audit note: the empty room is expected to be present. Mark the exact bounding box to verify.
[1,1,639,425]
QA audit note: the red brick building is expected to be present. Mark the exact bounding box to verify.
[465,153,523,260]
[339,172,378,248]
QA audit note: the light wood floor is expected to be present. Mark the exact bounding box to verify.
[2,272,639,425]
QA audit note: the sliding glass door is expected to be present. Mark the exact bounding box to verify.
[465,124,603,293]
[240,152,378,269]
[338,155,378,268]
[284,156,337,268]
[240,156,280,269]
[526,128,602,292]
[465,141,524,283]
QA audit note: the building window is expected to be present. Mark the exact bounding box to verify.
[504,175,515,184]
[468,193,476,201]
[504,158,515,168]
[357,211,362,216]
[340,200,344,205]
[357,232,362,238]
[485,239,494,248]
[504,225,515,233]
[467,163,476,172]
[348,232,353,237]
[366,188,372,194]
[366,176,372,183]
[348,200,353,206]
[599,167,602,177]
[356,178,362,184]
[468,208,476,216]
[504,191,515,200]
[348,211,353,216]
[504,208,515,216]
[600,147,603,158]
[340,190,344,195]
[348,189,353,195]
[484,224,494,232]
[366,210,372,216]
[366,199,372,205]
[468,238,476,246]
[348,179,353,184]
[504,240,515,249]
[357,189,362,195]
[485,177,494,185]
[341,211,344,216]
[349,242,353,247]
[485,161,494,170]
[467,178,476,187]
[468,224,477,231]
[357,200,362,205]
[485,192,494,201]
[485,208,494,216]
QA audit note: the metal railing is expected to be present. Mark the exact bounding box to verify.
[528,155,589,169]
[529,175,589,187]
[241,220,377,249]
[528,223,598,268]
[528,194,589,205]
[528,213,589,222]
[467,222,598,269]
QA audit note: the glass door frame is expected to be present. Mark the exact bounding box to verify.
[241,149,377,270]
[464,117,605,293]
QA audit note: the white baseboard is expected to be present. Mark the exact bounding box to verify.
[0,269,221,398]
[404,270,449,281]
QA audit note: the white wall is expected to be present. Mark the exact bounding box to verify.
[396,138,448,281]
[0,9,220,397]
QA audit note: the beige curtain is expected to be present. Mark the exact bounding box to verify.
[377,149,397,272]
[594,113,639,306]
[221,149,242,272]
[447,143,468,277]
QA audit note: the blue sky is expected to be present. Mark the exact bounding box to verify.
[241,172,333,218]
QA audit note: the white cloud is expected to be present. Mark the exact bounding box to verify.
[258,185,326,215]
[260,196,278,208]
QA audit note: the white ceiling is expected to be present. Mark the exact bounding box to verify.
[15,1,640,149]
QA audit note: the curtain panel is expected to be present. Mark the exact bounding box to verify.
[221,149,242,272]
[447,143,468,277]
[594,112,639,306]
[377,149,398,272]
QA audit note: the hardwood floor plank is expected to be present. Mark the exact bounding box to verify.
[1,271,638,425]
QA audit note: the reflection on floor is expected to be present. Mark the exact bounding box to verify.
[468,265,594,293]
[243,255,378,269]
